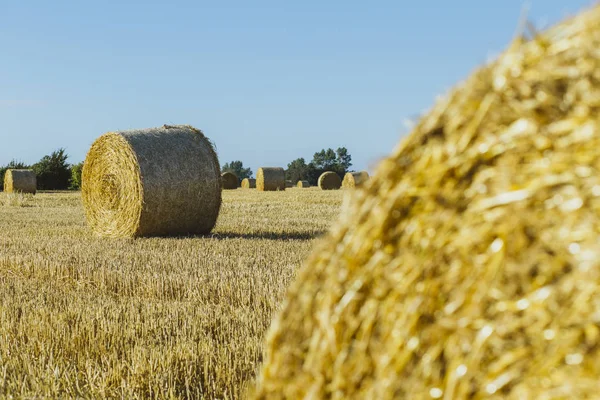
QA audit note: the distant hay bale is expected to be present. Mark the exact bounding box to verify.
[342,171,370,189]
[82,125,221,238]
[256,167,285,191]
[241,178,256,189]
[3,169,36,194]
[297,180,310,188]
[285,180,293,188]
[221,172,238,189]
[254,6,600,399]
[317,171,341,190]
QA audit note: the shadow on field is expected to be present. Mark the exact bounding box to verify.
[209,230,326,241]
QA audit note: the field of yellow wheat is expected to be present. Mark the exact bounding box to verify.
[0,188,343,399]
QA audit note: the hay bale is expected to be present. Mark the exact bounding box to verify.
[3,169,36,194]
[256,167,285,191]
[254,6,600,399]
[342,171,370,189]
[317,171,341,190]
[285,180,293,188]
[241,178,256,189]
[221,172,238,189]
[82,125,221,238]
[297,180,310,188]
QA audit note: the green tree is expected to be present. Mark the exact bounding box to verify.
[69,162,84,190]
[335,147,352,174]
[312,148,338,170]
[221,161,252,183]
[305,147,353,185]
[285,158,309,183]
[32,149,71,190]
[0,160,31,191]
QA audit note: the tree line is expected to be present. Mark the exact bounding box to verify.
[222,147,353,186]
[2,146,353,191]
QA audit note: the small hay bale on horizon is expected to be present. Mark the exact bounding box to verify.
[342,171,370,189]
[241,178,256,189]
[256,167,285,191]
[317,171,341,190]
[82,124,221,238]
[285,180,293,188]
[221,172,238,189]
[297,180,310,188]
[3,169,36,194]
[253,5,600,399]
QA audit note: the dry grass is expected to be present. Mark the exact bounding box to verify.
[0,188,342,399]
[317,171,341,190]
[256,168,285,192]
[82,125,221,238]
[341,171,369,189]
[0,192,34,207]
[222,172,239,190]
[3,169,36,194]
[241,178,256,189]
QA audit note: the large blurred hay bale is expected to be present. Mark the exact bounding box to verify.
[82,125,221,238]
[317,171,341,190]
[257,167,285,191]
[342,171,370,189]
[3,169,36,194]
[297,180,310,188]
[254,6,600,399]
[221,172,238,189]
[241,178,256,189]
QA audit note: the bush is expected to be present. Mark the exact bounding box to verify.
[32,149,71,190]
[69,162,84,190]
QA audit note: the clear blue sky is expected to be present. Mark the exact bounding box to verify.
[0,1,593,175]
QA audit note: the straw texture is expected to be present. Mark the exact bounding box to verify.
[342,171,370,189]
[254,6,600,399]
[3,169,36,194]
[82,125,221,238]
[241,178,256,189]
[317,171,341,190]
[221,172,238,190]
[297,180,310,188]
[256,167,285,191]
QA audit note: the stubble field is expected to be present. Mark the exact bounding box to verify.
[0,188,344,399]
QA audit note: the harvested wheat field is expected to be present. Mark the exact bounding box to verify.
[0,188,343,399]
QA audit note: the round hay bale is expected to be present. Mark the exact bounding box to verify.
[241,178,256,189]
[256,167,285,191]
[297,180,310,188]
[3,169,36,194]
[285,180,293,188]
[317,171,341,190]
[221,172,238,189]
[254,6,600,399]
[82,125,221,238]
[342,171,370,189]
